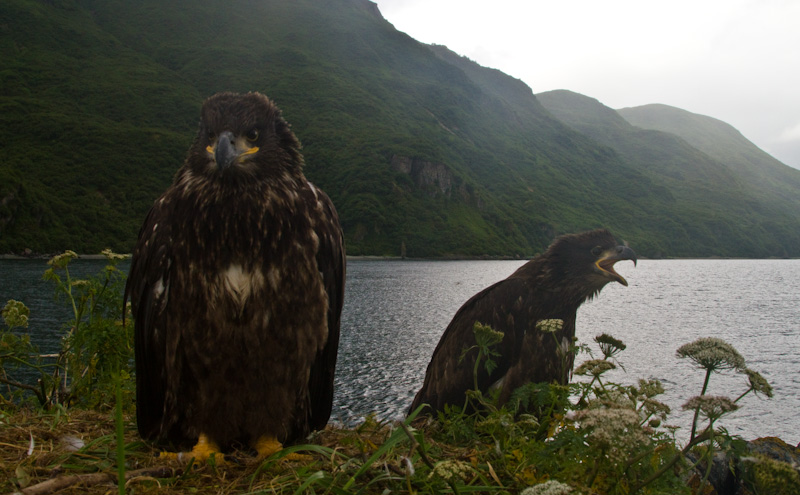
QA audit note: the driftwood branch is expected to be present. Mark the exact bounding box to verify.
[0,376,41,394]
[11,465,180,495]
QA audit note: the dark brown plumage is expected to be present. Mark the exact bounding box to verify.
[409,229,635,415]
[124,92,345,457]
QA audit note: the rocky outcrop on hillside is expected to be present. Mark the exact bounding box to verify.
[390,155,453,196]
[390,155,483,209]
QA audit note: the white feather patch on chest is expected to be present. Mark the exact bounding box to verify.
[221,264,264,308]
[153,278,166,298]
[151,278,169,320]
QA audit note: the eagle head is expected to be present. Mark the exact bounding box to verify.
[546,229,637,296]
[186,92,303,180]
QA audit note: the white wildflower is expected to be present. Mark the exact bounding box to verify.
[47,250,78,269]
[100,248,128,261]
[574,407,648,461]
[520,479,573,495]
[536,319,564,334]
[574,359,615,377]
[682,395,739,421]
[428,459,472,482]
[676,337,746,372]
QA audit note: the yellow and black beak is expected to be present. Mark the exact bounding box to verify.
[595,245,637,286]
[205,131,259,170]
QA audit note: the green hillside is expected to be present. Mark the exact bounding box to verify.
[538,90,800,257]
[537,90,740,185]
[1,0,799,258]
[618,103,800,204]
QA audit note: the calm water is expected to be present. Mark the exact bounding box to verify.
[2,258,798,444]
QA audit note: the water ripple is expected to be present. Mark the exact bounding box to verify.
[2,258,798,443]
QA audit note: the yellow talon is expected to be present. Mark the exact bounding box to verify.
[159,433,224,463]
[254,436,282,457]
[254,436,311,461]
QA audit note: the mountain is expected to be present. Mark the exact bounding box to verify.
[538,90,800,257]
[537,90,740,185]
[618,104,800,204]
[1,0,799,258]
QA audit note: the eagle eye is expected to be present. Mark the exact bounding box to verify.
[591,246,602,257]
[245,128,260,142]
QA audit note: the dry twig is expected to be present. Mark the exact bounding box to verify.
[10,466,179,495]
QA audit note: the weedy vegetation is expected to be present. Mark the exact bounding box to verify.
[1,252,796,494]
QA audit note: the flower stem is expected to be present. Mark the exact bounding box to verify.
[697,427,714,495]
[734,387,753,403]
[690,368,712,441]
[586,448,604,488]
[630,429,711,494]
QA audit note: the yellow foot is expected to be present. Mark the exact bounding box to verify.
[159,433,224,463]
[254,436,310,461]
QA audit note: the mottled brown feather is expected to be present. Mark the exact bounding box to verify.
[125,92,345,450]
[409,229,634,415]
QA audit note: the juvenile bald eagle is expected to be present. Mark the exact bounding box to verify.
[125,92,345,460]
[409,229,635,415]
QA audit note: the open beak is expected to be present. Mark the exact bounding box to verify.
[596,245,637,286]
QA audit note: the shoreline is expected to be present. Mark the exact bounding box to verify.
[1,254,797,261]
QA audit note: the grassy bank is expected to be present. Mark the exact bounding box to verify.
[3,407,452,495]
[0,403,702,494]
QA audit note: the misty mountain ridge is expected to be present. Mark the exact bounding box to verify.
[1,0,799,258]
[617,103,800,202]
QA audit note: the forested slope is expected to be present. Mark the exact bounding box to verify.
[2,0,799,257]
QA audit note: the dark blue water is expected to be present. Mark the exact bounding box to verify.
[0,258,130,358]
[2,258,798,444]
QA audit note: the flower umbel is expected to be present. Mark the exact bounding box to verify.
[536,319,564,334]
[682,395,739,422]
[521,480,573,495]
[595,333,626,359]
[47,250,78,269]
[473,322,504,348]
[575,407,648,461]
[641,398,671,421]
[676,337,746,373]
[574,359,616,377]
[2,300,30,329]
[636,378,665,399]
[744,368,773,398]
[101,248,129,261]
[428,459,472,482]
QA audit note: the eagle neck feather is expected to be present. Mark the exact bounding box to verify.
[517,257,599,313]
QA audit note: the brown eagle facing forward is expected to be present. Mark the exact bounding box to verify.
[410,229,635,415]
[125,92,345,460]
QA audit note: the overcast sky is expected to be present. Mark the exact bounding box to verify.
[373,0,800,170]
